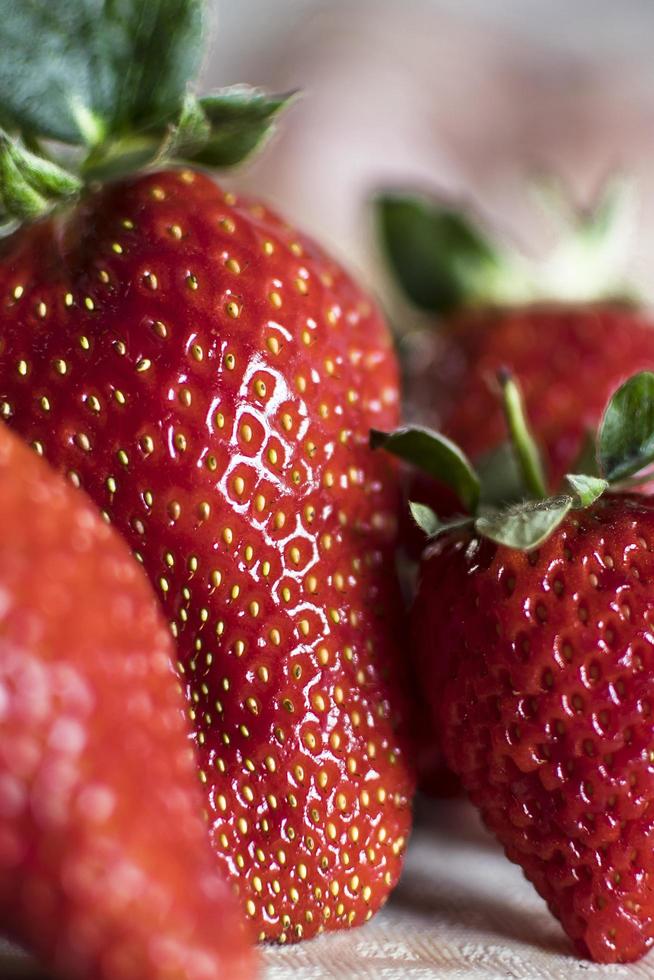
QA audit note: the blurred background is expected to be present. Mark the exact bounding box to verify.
[201,0,654,300]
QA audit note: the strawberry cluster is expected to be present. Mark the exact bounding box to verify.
[0,0,653,976]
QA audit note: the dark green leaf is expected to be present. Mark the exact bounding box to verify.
[598,372,654,482]
[475,496,573,550]
[370,426,480,512]
[477,442,526,507]
[375,193,503,314]
[565,473,608,507]
[408,502,472,539]
[0,0,204,145]
[189,87,296,168]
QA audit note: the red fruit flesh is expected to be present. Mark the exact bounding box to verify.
[0,423,254,979]
[0,170,414,942]
[413,495,654,963]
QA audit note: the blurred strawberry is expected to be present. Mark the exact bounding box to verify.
[0,422,255,980]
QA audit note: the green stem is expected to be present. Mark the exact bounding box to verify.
[499,369,548,499]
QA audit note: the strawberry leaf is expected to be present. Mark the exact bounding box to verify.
[565,473,608,507]
[190,87,296,167]
[475,496,573,550]
[0,0,204,146]
[370,426,480,512]
[0,130,81,227]
[598,371,654,482]
[375,193,504,314]
[409,502,472,539]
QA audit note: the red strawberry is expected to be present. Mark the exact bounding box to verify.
[0,422,255,979]
[377,371,654,963]
[0,2,415,939]
[377,191,654,506]
[378,189,654,797]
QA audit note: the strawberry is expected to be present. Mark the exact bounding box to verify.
[377,186,654,797]
[376,370,654,963]
[0,0,414,943]
[0,421,255,979]
[377,187,654,505]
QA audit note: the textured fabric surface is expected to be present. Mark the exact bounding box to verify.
[3,798,654,978]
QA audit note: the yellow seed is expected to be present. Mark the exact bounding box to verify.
[234,476,245,495]
[226,301,240,319]
[114,389,126,405]
[136,357,151,372]
[111,242,123,254]
[223,527,233,545]
[267,335,280,355]
[84,296,94,311]
[225,257,241,274]
[269,291,282,308]
[263,240,274,255]
[211,569,222,587]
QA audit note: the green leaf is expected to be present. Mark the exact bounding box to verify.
[499,371,547,499]
[408,501,472,539]
[598,372,654,482]
[375,193,505,314]
[370,426,480,512]
[565,473,608,507]
[477,442,526,507]
[0,129,81,225]
[189,87,296,168]
[475,496,573,550]
[0,0,204,145]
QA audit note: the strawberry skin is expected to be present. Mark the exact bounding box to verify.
[430,305,654,487]
[0,169,414,942]
[0,423,254,979]
[413,494,654,963]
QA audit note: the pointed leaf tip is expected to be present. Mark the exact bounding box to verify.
[370,425,480,513]
[409,502,473,540]
[598,371,654,482]
[565,473,608,507]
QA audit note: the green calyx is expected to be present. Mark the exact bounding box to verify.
[372,370,654,551]
[375,177,637,315]
[0,0,295,229]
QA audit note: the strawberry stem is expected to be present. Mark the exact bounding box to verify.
[498,369,548,499]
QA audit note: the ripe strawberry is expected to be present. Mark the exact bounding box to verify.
[377,190,654,502]
[378,188,654,797]
[0,1,414,942]
[376,370,654,963]
[415,494,654,963]
[0,422,255,979]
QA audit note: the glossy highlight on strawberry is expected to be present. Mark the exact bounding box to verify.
[0,169,414,942]
[0,422,255,980]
